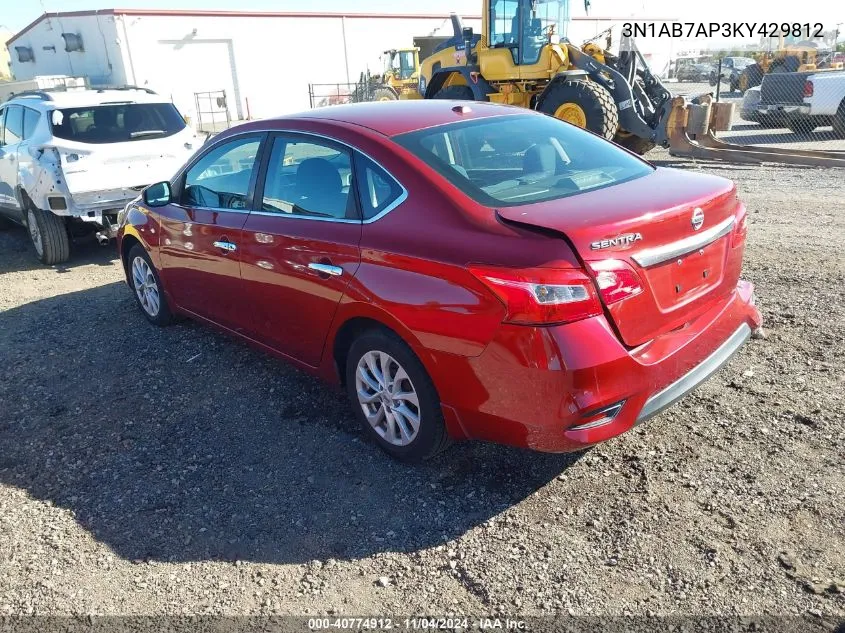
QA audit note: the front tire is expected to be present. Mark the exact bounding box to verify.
[537,79,619,140]
[614,133,656,155]
[26,206,70,265]
[128,244,174,326]
[432,84,475,101]
[373,87,398,101]
[345,329,450,462]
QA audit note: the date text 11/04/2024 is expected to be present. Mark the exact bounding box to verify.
[622,22,824,38]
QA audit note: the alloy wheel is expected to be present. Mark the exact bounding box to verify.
[132,256,161,318]
[27,210,43,257]
[355,350,421,446]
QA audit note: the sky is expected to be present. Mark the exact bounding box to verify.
[2,0,843,43]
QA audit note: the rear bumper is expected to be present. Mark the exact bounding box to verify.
[436,280,762,452]
[636,322,749,424]
[758,104,810,116]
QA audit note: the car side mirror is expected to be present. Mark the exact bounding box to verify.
[143,181,172,207]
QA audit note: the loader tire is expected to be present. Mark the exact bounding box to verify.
[373,87,398,101]
[432,85,475,101]
[614,133,656,155]
[537,79,618,140]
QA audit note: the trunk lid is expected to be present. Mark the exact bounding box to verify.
[497,168,742,347]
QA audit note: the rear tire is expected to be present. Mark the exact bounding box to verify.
[345,329,450,463]
[25,206,70,265]
[127,244,175,326]
[537,79,618,140]
[787,118,817,134]
[832,100,845,138]
[432,84,475,101]
[614,134,656,155]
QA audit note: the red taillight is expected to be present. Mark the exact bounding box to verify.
[587,260,644,305]
[469,265,602,325]
[803,80,814,98]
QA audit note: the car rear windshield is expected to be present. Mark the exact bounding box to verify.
[393,114,653,207]
[49,103,186,144]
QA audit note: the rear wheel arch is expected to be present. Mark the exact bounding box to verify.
[331,316,429,387]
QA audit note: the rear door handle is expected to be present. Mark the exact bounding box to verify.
[213,240,237,252]
[308,262,343,277]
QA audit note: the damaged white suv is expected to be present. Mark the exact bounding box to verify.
[0,88,200,264]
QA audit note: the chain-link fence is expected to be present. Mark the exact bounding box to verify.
[667,50,845,153]
[308,80,384,109]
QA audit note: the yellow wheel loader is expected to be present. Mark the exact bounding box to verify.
[375,48,423,101]
[417,1,674,154]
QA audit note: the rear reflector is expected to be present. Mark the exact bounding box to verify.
[731,205,748,247]
[569,400,625,431]
[469,265,602,325]
[587,260,644,305]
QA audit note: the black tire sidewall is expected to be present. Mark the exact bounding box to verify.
[432,85,474,100]
[345,330,447,462]
[26,206,70,265]
[127,244,173,326]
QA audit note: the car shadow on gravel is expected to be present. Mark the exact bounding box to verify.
[0,225,118,274]
[0,283,581,565]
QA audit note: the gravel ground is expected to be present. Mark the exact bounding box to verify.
[0,157,843,626]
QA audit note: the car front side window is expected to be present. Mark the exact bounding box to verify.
[181,136,262,211]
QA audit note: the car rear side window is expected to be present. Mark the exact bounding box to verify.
[260,135,356,220]
[23,107,40,140]
[181,136,261,210]
[3,106,24,145]
[394,114,653,207]
[355,154,405,220]
[49,103,186,144]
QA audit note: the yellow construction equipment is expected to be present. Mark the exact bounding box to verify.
[415,1,845,167]
[417,1,673,154]
[373,48,423,101]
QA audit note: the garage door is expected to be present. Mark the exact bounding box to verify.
[154,39,241,125]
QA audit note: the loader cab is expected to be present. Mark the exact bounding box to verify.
[482,0,568,79]
[384,49,419,81]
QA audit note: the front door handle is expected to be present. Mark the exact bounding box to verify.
[213,240,237,253]
[308,262,343,277]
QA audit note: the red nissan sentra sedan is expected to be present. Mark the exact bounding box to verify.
[117,100,762,462]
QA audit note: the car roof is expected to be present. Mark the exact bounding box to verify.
[4,89,173,110]
[282,99,531,137]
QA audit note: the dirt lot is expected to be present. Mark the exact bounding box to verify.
[0,155,843,625]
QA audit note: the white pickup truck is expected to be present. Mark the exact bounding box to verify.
[745,69,845,134]
[802,71,845,135]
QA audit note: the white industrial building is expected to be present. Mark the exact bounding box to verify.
[5,8,681,127]
[5,9,482,127]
